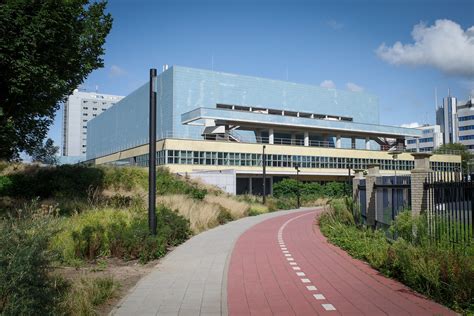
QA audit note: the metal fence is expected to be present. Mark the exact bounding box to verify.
[374,176,411,228]
[425,172,474,248]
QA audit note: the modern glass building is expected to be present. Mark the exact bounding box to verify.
[86,66,460,194]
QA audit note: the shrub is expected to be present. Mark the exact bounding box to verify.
[319,198,474,314]
[51,205,191,264]
[216,208,233,224]
[61,276,119,315]
[0,216,65,315]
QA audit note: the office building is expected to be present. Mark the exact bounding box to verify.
[86,66,460,194]
[405,125,443,153]
[436,94,458,145]
[62,89,124,157]
[457,97,474,153]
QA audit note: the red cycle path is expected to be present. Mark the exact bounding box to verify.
[227,209,455,316]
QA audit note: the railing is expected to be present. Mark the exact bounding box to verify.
[425,171,473,249]
[374,176,411,228]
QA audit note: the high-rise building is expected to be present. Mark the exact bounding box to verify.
[457,97,474,153]
[436,93,458,144]
[405,124,443,152]
[62,89,124,157]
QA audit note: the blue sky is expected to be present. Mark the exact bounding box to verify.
[48,0,474,148]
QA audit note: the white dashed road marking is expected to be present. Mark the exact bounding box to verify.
[278,212,337,312]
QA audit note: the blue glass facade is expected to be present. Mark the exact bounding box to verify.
[87,66,406,160]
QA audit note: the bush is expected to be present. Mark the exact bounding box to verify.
[51,205,191,264]
[216,208,233,224]
[61,276,119,315]
[273,179,348,200]
[319,199,474,314]
[0,216,65,315]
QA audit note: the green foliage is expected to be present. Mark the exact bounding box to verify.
[0,0,113,161]
[216,208,234,224]
[319,200,474,314]
[434,143,472,172]
[0,215,66,315]
[60,276,119,316]
[0,176,12,193]
[51,205,191,264]
[30,138,59,165]
[273,179,348,200]
[0,165,105,199]
[102,167,148,191]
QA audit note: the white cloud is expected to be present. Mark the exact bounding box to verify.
[327,19,344,30]
[109,65,126,77]
[376,19,474,77]
[320,80,336,89]
[346,82,364,92]
[400,122,421,128]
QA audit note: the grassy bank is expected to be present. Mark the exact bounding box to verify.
[319,198,474,314]
[0,163,275,315]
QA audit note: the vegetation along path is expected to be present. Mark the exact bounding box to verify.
[113,208,455,316]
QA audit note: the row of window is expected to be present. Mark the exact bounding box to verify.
[422,129,433,134]
[407,137,433,144]
[459,135,474,141]
[110,150,459,172]
[459,115,474,122]
[459,125,474,131]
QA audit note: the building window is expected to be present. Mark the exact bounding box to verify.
[459,115,474,121]
[82,119,87,122]
[419,137,433,143]
[459,135,474,141]
[93,107,98,111]
[83,106,88,110]
[102,108,106,111]
[459,125,474,131]
[407,139,417,144]
[83,113,88,116]
[93,114,97,117]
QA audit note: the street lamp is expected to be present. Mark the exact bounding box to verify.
[262,145,266,204]
[294,163,301,209]
[148,68,157,235]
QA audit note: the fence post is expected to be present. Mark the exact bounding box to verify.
[366,164,380,228]
[410,153,432,216]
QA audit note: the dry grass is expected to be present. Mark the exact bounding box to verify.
[204,194,249,219]
[158,194,250,234]
[158,195,221,233]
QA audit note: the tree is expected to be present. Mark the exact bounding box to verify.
[0,0,112,161]
[434,143,473,173]
[30,138,59,165]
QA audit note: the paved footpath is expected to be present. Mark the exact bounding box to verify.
[228,209,455,316]
[113,207,455,316]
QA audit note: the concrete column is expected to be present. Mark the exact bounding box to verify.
[410,153,432,216]
[365,164,380,228]
[304,132,309,146]
[269,128,274,145]
[352,169,365,210]
[336,135,341,148]
[365,137,370,150]
[351,137,356,149]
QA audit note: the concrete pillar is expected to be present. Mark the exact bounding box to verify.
[269,128,274,144]
[365,137,370,150]
[365,164,380,228]
[410,153,432,216]
[352,169,365,209]
[351,137,356,149]
[336,135,341,148]
[304,132,309,147]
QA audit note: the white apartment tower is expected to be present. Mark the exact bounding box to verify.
[62,89,124,157]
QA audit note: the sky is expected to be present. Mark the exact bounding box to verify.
[48,0,474,148]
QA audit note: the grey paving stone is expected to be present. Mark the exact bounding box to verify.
[110,208,311,315]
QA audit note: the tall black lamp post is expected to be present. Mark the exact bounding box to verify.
[148,69,157,235]
[295,163,301,209]
[262,145,267,204]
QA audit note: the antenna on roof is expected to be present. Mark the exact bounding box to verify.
[448,87,451,97]
[435,87,438,109]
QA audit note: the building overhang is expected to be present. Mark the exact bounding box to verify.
[182,107,422,139]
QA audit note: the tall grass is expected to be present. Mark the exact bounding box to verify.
[319,199,474,314]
